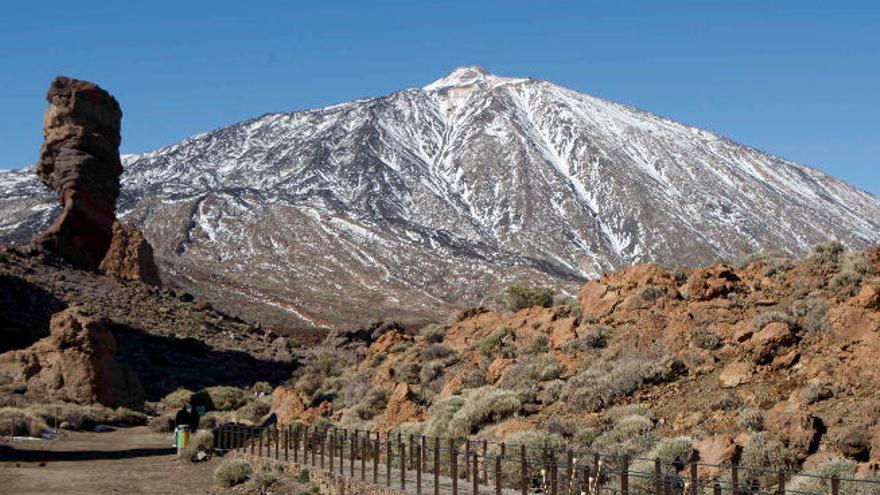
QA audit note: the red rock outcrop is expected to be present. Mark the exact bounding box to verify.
[32,77,124,269]
[0,307,143,408]
[99,221,161,286]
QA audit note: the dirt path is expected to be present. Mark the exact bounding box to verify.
[0,426,220,494]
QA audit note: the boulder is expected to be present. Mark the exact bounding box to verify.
[686,265,742,301]
[764,401,822,460]
[749,322,796,364]
[32,76,123,269]
[99,221,161,286]
[0,307,143,408]
[693,434,737,478]
[270,386,307,425]
[374,382,425,433]
[719,361,752,388]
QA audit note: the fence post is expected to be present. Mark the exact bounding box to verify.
[566,450,573,495]
[831,475,840,495]
[582,465,591,495]
[374,436,380,484]
[654,459,662,495]
[386,439,392,487]
[731,464,739,495]
[483,440,489,484]
[776,470,785,494]
[495,454,502,495]
[401,441,407,491]
[258,429,263,456]
[423,435,428,472]
[465,439,472,481]
[434,437,440,495]
[320,429,326,469]
[593,453,601,493]
[713,482,721,495]
[348,429,357,478]
[417,444,423,495]
[275,426,280,460]
[688,452,697,495]
[284,427,289,462]
[410,434,415,468]
[521,444,528,495]
[452,439,459,495]
[620,455,628,495]
[340,429,345,476]
[473,447,479,495]
[361,433,367,481]
[330,428,335,473]
[552,452,559,495]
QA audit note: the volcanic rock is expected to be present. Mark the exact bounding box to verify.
[693,434,738,478]
[686,265,742,301]
[32,77,123,269]
[0,306,143,408]
[99,221,161,286]
[765,401,822,460]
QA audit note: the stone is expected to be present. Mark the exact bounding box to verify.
[765,401,822,460]
[693,434,737,478]
[270,386,307,426]
[548,318,578,349]
[374,382,425,433]
[686,265,742,301]
[719,361,753,388]
[99,221,161,286]
[0,307,143,408]
[749,322,796,364]
[454,307,489,322]
[32,77,123,269]
[486,357,513,384]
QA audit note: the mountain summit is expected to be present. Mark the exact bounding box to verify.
[2,68,879,329]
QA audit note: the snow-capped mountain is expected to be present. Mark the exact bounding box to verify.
[3,66,879,329]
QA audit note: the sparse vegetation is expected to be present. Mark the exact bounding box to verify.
[161,388,193,408]
[561,325,609,354]
[25,403,147,430]
[808,241,846,266]
[505,285,554,311]
[691,325,722,350]
[639,284,665,302]
[497,429,565,483]
[419,324,447,343]
[790,297,832,336]
[234,398,271,423]
[214,458,252,488]
[712,392,743,411]
[192,386,248,412]
[178,429,214,462]
[799,382,833,404]
[738,408,765,432]
[477,327,516,358]
[0,407,48,436]
[592,413,656,462]
[752,311,796,331]
[149,413,176,433]
[787,459,863,495]
[446,387,521,437]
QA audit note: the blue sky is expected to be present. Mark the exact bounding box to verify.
[1,1,877,194]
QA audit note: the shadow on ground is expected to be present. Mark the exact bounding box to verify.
[0,444,175,462]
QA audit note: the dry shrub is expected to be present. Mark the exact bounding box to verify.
[179,429,214,462]
[214,458,252,488]
[446,387,521,437]
[691,325,722,350]
[505,285,553,311]
[419,324,447,343]
[193,386,248,411]
[0,407,48,436]
[161,388,193,408]
[150,413,176,433]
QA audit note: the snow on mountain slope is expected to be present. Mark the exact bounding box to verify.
[2,66,879,329]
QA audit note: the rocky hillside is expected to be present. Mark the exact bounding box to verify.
[2,67,879,331]
[268,242,880,484]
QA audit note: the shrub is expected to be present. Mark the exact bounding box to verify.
[829,270,865,298]
[235,398,271,423]
[446,387,521,437]
[808,241,845,266]
[752,311,796,331]
[786,459,862,495]
[193,386,248,412]
[505,286,554,311]
[565,353,685,412]
[562,326,610,354]
[423,396,466,437]
[691,326,722,350]
[422,344,455,361]
[419,324,447,343]
[394,421,427,439]
[738,408,765,432]
[199,411,229,429]
[799,382,833,404]
[790,297,832,336]
[295,353,343,398]
[605,403,655,423]
[179,430,214,462]
[712,392,743,411]
[629,436,693,492]
[739,434,796,485]
[639,284,666,302]
[497,429,565,483]
[394,362,422,385]
[592,414,656,462]
[498,354,564,390]
[552,294,578,306]
[214,458,252,488]
[0,407,47,436]
[524,335,549,355]
[477,328,516,358]
[352,388,389,420]
[253,381,273,396]
[419,360,446,384]
[162,388,194,408]
[149,413,176,433]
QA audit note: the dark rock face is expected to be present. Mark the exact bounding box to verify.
[32,76,123,269]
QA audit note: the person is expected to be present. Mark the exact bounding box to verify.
[175,402,200,433]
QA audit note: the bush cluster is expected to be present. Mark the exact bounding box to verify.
[214,458,252,488]
[691,325,722,350]
[446,387,521,437]
[505,286,554,311]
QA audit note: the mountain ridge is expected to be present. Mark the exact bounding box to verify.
[2,66,879,330]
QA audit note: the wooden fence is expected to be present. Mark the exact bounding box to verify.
[212,422,880,495]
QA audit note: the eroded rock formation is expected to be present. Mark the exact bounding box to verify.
[0,306,144,408]
[32,76,123,268]
[30,76,160,285]
[99,221,161,286]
